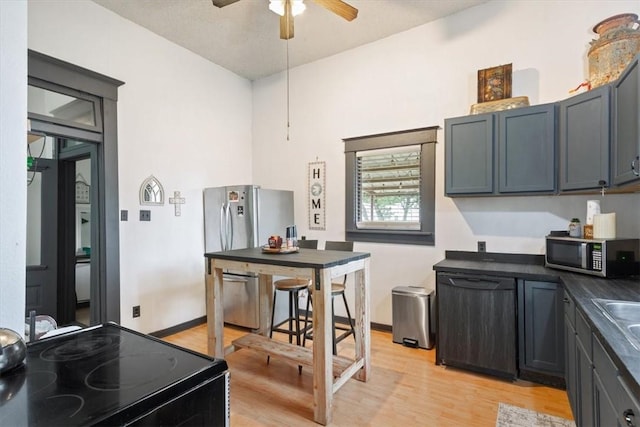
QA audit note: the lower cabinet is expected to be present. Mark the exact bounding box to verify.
[564,291,640,427]
[518,280,565,385]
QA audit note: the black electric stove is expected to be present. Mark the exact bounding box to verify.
[0,323,229,426]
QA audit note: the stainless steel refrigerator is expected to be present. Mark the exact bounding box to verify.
[203,185,294,330]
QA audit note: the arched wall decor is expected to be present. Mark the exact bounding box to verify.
[139,175,165,206]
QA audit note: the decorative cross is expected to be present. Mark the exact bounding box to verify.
[169,191,186,216]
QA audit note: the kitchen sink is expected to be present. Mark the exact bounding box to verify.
[598,301,640,323]
[592,299,640,351]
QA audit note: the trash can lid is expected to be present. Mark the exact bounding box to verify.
[392,286,433,296]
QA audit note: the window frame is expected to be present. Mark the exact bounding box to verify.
[344,126,438,246]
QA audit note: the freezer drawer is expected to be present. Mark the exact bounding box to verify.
[223,274,260,329]
[392,286,434,349]
[222,274,289,330]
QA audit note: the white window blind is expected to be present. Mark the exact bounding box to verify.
[356,145,421,230]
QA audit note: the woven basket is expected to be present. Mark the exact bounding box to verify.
[470,96,530,114]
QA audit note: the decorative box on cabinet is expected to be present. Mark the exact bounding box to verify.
[612,54,640,186]
[559,84,611,191]
[445,103,557,196]
[517,280,565,387]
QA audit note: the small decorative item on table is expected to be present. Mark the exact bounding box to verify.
[477,63,512,103]
[261,245,299,254]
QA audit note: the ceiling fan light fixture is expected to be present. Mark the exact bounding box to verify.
[269,0,306,17]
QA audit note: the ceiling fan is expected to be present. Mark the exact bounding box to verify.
[211,0,358,40]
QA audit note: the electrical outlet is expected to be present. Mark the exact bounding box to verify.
[139,210,151,221]
[132,305,141,318]
[121,210,128,221]
[478,241,486,252]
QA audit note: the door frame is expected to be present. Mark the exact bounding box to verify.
[28,50,124,324]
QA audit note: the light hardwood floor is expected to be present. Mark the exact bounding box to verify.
[164,324,573,426]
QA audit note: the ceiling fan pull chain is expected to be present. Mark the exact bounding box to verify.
[286,38,290,142]
[287,39,290,141]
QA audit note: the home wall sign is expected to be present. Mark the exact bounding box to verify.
[308,161,326,230]
[75,174,90,204]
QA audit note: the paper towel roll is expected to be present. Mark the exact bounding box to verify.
[593,213,616,239]
[586,200,601,225]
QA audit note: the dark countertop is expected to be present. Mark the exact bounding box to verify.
[433,251,640,398]
[204,247,370,269]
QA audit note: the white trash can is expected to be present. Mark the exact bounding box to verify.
[392,286,435,349]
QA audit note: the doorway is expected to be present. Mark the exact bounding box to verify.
[25,136,98,326]
[27,50,124,326]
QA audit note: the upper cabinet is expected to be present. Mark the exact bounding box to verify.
[445,103,557,196]
[559,85,611,191]
[612,55,640,186]
[445,54,640,197]
[445,113,494,195]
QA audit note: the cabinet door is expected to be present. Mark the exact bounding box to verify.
[518,280,564,375]
[565,314,578,421]
[498,104,557,193]
[612,55,640,185]
[594,370,620,427]
[576,334,595,427]
[559,85,611,190]
[445,114,494,195]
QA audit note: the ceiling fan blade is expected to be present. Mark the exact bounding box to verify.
[312,0,358,21]
[210,0,241,8]
[280,0,294,40]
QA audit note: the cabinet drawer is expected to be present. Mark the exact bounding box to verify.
[564,291,575,328]
[576,309,592,359]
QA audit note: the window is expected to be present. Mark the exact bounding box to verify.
[344,127,437,245]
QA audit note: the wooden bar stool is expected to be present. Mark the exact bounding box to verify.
[268,239,318,371]
[303,241,356,355]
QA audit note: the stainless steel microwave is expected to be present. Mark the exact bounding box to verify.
[545,236,640,278]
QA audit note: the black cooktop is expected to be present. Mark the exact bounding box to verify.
[0,323,228,426]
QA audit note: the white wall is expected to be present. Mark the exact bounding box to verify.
[28,0,253,333]
[0,1,27,336]
[252,1,640,325]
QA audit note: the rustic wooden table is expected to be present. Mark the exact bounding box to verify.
[204,247,371,425]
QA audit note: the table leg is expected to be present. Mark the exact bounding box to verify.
[206,260,225,358]
[354,259,371,382]
[258,273,273,336]
[313,268,333,425]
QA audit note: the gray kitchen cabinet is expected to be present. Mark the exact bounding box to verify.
[445,113,494,195]
[518,280,564,384]
[498,104,557,193]
[559,84,611,191]
[445,104,556,196]
[575,309,594,427]
[564,291,594,427]
[564,291,640,427]
[564,292,578,418]
[612,54,640,186]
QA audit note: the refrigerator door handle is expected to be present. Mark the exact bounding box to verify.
[225,203,233,250]
[219,204,227,250]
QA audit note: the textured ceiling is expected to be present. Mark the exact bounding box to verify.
[92,0,489,80]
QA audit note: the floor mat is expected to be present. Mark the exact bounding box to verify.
[496,403,575,427]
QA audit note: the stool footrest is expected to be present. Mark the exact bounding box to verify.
[232,334,352,378]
